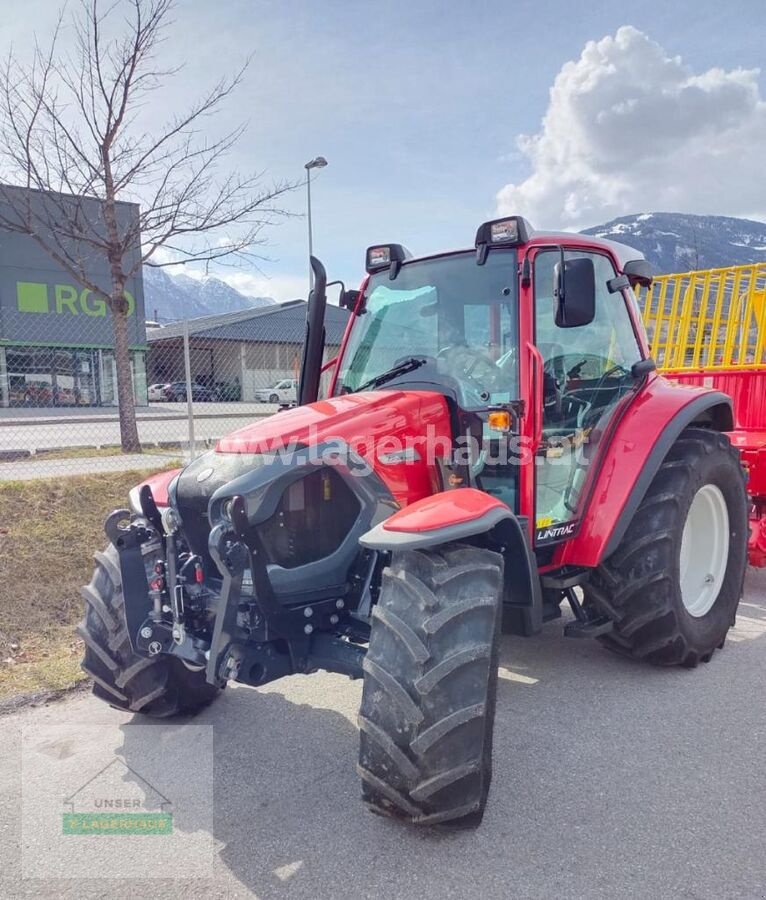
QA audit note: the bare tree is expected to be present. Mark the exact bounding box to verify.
[0,0,294,451]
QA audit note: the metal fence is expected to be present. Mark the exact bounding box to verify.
[0,299,347,480]
[635,262,766,372]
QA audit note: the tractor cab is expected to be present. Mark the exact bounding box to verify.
[305,216,657,549]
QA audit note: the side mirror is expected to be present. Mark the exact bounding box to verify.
[553,257,595,328]
[623,258,653,288]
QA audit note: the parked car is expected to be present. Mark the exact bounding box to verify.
[163,382,217,402]
[148,383,169,401]
[254,378,297,404]
[214,380,242,402]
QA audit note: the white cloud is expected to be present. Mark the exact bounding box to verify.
[216,271,308,303]
[496,26,766,229]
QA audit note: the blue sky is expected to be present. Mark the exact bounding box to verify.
[7,0,766,300]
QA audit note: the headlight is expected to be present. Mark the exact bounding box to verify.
[128,485,142,515]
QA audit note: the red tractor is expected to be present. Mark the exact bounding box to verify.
[81,217,749,827]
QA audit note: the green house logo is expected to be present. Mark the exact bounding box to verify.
[16,281,49,314]
[16,281,135,317]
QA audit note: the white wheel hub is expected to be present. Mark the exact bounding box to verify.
[679,484,730,617]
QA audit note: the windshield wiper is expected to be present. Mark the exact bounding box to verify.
[354,357,427,393]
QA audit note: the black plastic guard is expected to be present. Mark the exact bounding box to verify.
[104,509,155,653]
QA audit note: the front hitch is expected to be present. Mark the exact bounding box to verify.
[104,507,210,670]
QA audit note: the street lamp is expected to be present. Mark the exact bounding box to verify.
[304,156,328,292]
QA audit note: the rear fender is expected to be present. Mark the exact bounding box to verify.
[556,382,734,568]
[360,488,543,635]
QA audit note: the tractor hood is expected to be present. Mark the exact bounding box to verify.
[217,389,452,505]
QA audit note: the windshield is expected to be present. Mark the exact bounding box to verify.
[335,250,519,408]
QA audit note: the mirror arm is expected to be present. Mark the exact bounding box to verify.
[607,274,630,293]
[555,246,566,326]
[631,358,657,379]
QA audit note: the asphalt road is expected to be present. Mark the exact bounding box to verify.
[2,568,765,899]
[0,403,273,453]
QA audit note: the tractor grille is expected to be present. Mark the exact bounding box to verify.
[173,452,361,572]
[257,467,360,569]
[174,450,266,560]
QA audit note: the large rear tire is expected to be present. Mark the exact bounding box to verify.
[585,428,748,667]
[79,543,222,717]
[358,542,503,827]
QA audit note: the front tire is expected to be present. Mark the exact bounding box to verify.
[79,543,222,717]
[358,543,503,827]
[585,428,748,667]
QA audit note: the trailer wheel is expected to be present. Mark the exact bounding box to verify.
[79,543,221,717]
[358,542,503,827]
[585,428,748,667]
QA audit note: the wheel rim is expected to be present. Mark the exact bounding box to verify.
[679,484,730,617]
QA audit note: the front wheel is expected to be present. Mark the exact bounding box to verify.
[358,543,503,827]
[585,428,748,667]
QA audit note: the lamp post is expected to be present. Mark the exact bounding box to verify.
[304,156,328,293]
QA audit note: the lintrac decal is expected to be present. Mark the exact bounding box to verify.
[535,519,578,545]
[16,281,136,317]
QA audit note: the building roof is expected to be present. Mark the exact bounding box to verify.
[146,299,350,346]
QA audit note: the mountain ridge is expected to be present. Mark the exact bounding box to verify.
[581,212,766,273]
[142,266,276,322]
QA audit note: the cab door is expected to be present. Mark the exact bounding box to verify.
[531,248,645,546]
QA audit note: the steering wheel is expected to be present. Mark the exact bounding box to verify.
[437,344,502,391]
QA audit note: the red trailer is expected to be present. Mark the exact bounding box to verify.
[637,262,766,566]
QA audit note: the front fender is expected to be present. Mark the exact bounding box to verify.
[360,488,544,635]
[128,467,181,512]
[359,488,511,551]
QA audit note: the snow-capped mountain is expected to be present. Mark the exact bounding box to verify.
[142,266,275,322]
[581,213,766,273]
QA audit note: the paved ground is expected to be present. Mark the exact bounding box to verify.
[0,402,274,422]
[0,403,272,454]
[2,568,765,898]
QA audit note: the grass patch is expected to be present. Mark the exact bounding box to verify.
[30,445,184,461]
[0,467,179,699]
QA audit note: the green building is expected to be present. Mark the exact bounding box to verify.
[0,186,147,408]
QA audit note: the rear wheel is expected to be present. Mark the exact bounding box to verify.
[79,543,222,717]
[358,543,503,827]
[585,428,748,666]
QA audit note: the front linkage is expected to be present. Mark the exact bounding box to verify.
[106,491,371,693]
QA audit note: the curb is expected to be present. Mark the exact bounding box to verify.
[0,449,31,461]
[0,678,90,716]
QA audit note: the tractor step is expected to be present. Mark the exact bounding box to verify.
[564,615,613,639]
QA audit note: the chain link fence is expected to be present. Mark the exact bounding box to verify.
[0,299,349,480]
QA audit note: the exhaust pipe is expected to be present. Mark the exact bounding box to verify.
[298,255,327,406]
